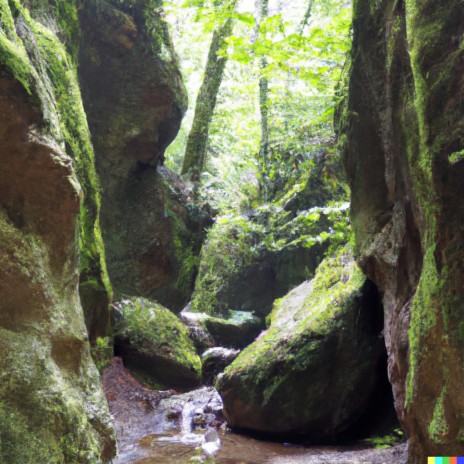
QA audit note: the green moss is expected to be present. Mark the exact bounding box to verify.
[405,245,439,406]
[0,0,34,93]
[0,401,62,463]
[190,214,264,315]
[448,149,464,165]
[54,0,81,61]
[142,0,172,57]
[0,326,110,463]
[429,387,449,444]
[362,428,405,449]
[91,337,113,373]
[222,247,363,383]
[115,297,201,381]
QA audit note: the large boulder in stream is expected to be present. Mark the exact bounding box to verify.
[114,298,202,391]
[78,0,210,311]
[0,1,116,461]
[343,0,464,460]
[217,250,384,441]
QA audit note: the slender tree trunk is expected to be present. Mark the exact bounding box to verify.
[257,0,270,201]
[181,4,235,182]
[298,0,314,35]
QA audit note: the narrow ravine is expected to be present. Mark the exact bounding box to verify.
[1,1,463,463]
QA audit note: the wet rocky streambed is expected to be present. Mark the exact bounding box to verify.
[104,358,406,464]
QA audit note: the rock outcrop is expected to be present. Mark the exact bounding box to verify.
[114,298,202,391]
[217,250,384,441]
[78,0,208,310]
[0,0,115,461]
[344,0,464,461]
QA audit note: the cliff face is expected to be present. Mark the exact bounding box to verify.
[0,0,115,461]
[78,0,203,310]
[344,0,464,461]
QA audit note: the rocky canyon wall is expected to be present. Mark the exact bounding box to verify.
[344,0,464,461]
[78,0,208,311]
[0,0,115,461]
[0,0,200,459]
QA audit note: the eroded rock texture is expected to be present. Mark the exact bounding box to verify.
[344,0,464,461]
[0,0,115,461]
[217,250,385,441]
[78,0,205,310]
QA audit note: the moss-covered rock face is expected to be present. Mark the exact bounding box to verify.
[344,0,464,461]
[190,200,350,318]
[78,0,203,310]
[5,0,114,343]
[217,250,384,440]
[114,298,202,391]
[0,0,115,461]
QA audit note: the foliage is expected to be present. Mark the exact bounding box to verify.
[164,0,352,213]
[362,428,405,449]
[190,196,351,315]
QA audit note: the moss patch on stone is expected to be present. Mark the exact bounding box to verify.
[114,297,202,390]
[217,247,383,439]
[429,387,449,444]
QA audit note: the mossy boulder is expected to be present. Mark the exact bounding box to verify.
[114,298,202,391]
[0,0,115,461]
[181,310,263,350]
[190,200,350,319]
[343,0,464,460]
[78,0,208,310]
[217,250,384,441]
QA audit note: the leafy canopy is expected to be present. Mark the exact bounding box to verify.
[164,0,352,213]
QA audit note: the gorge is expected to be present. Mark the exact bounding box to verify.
[0,0,463,463]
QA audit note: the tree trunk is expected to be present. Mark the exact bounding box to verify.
[257,0,270,201]
[298,0,314,35]
[181,6,234,182]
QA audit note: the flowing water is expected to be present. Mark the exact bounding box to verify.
[103,358,406,464]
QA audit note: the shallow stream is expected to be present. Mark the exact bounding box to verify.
[103,358,406,464]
